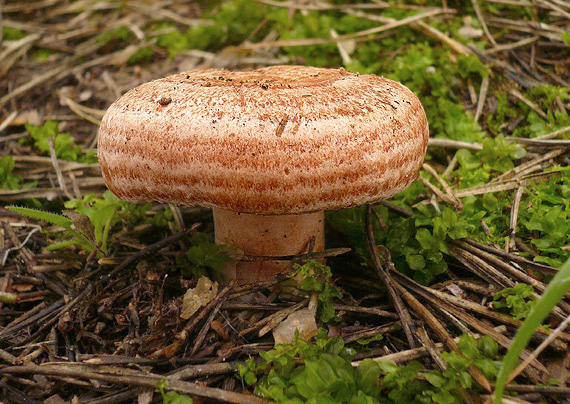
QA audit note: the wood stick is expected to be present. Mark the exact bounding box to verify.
[0,364,268,404]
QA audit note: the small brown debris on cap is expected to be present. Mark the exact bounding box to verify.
[158,96,171,105]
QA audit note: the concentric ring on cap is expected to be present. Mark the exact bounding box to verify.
[98,65,429,215]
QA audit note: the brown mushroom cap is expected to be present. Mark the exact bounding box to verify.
[98,65,429,215]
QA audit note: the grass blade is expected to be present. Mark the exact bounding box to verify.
[493,257,570,403]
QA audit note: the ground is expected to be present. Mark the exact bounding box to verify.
[1,1,570,404]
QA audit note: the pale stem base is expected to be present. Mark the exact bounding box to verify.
[212,207,325,284]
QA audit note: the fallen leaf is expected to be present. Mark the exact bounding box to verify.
[210,319,229,340]
[181,276,218,320]
[273,308,317,344]
[44,395,68,404]
[63,210,95,244]
[136,390,153,404]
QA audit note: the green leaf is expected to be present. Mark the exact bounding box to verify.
[457,334,478,360]
[425,372,445,388]
[482,193,499,211]
[493,283,536,320]
[3,26,27,40]
[156,380,193,404]
[24,120,97,163]
[376,360,398,374]
[300,276,323,292]
[86,203,119,251]
[46,237,92,252]
[477,336,499,359]
[290,260,341,323]
[456,149,480,170]
[291,366,319,399]
[430,390,458,404]
[474,358,498,379]
[355,333,383,346]
[441,351,469,372]
[458,371,473,389]
[406,254,426,270]
[7,206,73,229]
[355,359,382,395]
[0,155,14,175]
[415,228,435,250]
[0,155,29,190]
[244,371,258,385]
[163,391,193,404]
[349,391,381,404]
[186,234,237,277]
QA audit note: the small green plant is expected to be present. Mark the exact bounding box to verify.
[32,48,58,61]
[127,47,154,65]
[149,0,270,58]
[147,23,189,57]
[396,204,483,284]
[480,135,527,173]
[493,283,536,320]
[24,120,97,163]
[64,191,167,228]
[515,110,570,139]
[6,192,132,257]
[526,85,569,111]
[96,25,135,44]
[238,330,499,404]
[268,8,372,67]
[518,168,570,268]
[7,190,175,259]
[290,260,342,323]
[456,334,500,380]
[186,232,237,278]
[0,155,35,190]
[450,136,526,187]
[454,149,492,188]
[156,380,193,404]
[237,328,358,401]
[494,257,570,403]
[355,332,384,346]
[330,163,570,285]
[7,202,116,257]
[2,26,27,40]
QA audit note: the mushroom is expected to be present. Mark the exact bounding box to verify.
[97,65,429,284]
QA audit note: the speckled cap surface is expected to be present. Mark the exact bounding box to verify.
[98,65,429,215]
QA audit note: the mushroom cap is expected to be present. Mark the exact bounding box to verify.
[98,65,429,215]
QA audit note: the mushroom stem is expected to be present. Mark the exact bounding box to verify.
[212,207,325,284]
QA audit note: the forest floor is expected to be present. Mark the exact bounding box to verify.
[1,1,570,403]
